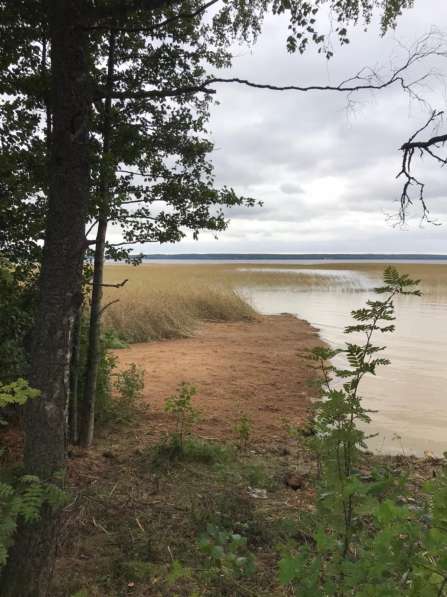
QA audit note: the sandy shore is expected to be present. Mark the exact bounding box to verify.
[115,314,322,445]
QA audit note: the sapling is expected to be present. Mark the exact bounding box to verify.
[279,267,431,595]
[164,383,200,450]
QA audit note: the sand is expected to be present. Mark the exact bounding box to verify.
[114,314,322,444]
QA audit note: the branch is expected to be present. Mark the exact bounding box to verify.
[99,35,446,102]
[99,299,120,316]
[107,240,158,246]
[87,278,129,288]
[89,0,220,32]
[397,110,446,223]
[98,82,216,100]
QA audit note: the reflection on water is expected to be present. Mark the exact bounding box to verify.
[240,266,447,456]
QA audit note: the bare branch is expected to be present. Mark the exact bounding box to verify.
[397,110,447,223]
[87,278,129,288]
[99,34,447,102]
[99,299,120,316]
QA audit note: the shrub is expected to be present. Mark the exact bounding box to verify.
[164,383,200,450]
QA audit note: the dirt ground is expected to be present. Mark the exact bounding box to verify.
[115,314,321,445]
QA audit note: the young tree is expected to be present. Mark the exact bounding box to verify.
[78,15,255,447]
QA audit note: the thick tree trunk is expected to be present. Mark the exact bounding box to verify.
[0,1,90,595]
[79,30,116,449]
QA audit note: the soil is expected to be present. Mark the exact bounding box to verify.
[5,315,444,595]
[115,314,322,445]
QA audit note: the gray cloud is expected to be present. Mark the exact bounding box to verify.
[150,1,447,254]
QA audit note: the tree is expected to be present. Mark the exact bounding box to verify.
[0,1,91,593]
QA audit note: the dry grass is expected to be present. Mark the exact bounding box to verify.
[101,262,447,342]
[102,264,257,343]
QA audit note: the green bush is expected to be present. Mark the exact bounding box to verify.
[164,383,200,450]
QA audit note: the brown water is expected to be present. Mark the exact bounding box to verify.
[239,263,447,456]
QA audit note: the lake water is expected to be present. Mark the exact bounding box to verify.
[238,262,447,456]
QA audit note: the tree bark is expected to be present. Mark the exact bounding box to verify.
[79,30,116,449]
[69,306,82,444]
[79,217,107,448]
[0,1,91,594]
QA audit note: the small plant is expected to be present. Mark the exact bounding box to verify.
[98,362,145,424]
[0,378,40,425]
[164,383,200,450]
[114,363,144,404]
[198,524,256,578]
[234,412,252,451]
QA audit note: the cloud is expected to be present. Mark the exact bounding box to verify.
[148,1,447,253]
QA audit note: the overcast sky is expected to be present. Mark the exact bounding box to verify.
[146,1,447,254]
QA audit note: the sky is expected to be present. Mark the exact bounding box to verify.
[137,1,447,254]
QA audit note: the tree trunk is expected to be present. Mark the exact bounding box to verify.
[69,306,82,444]
[79,30,116,449]
[79,217,107,448]
[0,1,91,594]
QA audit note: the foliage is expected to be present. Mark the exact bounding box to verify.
[0,380,66,569]
[164,383,201,449]
[0,379,40,425]
[0,263,36,383]
[198,524,256,579]
[151,437,232,470]
[114,363,145,407]
[277,267,447,595]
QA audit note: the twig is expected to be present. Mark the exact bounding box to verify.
[92,517,110,535]
[99,299,120,316]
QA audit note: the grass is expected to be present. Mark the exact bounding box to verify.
[53,421,439,597]
[53,430,307,597]
[149,435,235,470]
[100,261,447,342]
[102,264,257,343]
[100,261,447,344]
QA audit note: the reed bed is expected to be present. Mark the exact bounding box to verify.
[102,264,257,343]
[102,262,447,343]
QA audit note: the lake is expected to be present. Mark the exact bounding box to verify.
[237,261,447,456]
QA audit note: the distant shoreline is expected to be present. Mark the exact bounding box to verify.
[139,253,447,261]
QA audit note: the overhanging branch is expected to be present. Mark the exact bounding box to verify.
[397,110,446,223]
